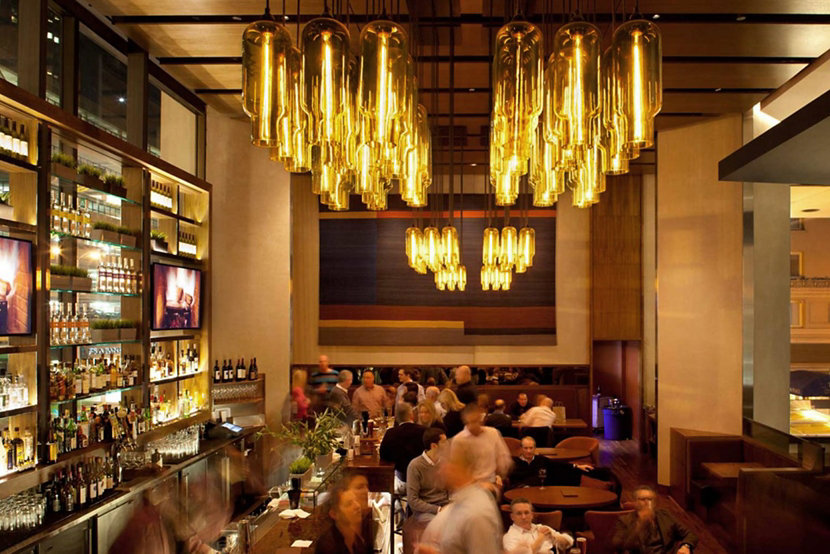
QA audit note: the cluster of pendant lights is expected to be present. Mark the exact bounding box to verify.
[480,224,535,291]
[489,13,662,210]
[241,1,432,211]
[406,225,467,291]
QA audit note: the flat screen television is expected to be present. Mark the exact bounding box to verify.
[151,263,202,330]
[0,236,34,336]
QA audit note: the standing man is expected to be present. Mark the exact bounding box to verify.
[310,355,339,413]
[328,370,357,425]
[395,368,425,408]
[379,403,427,492]
[453,365,478,405]
[503,498,574,554]
[418,440,503,554]
[451,403,513,493]
[351,370,387,419]
[612,485,697,554]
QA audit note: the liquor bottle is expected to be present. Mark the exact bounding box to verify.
[236,358,247,381]
[222,360,231,382]
[60,192,70,233]
[68,195,78,236]
[213,360,221,383]
[4,428,14,470]
[22,427,33,465]
[80,304,91,343]
[18,124,28,159]
[76,464,87,507]
[51,190,62,231]
[82,199,92,238]
[249,358,258,380]
[12,427,24,467]
[10,121,21,158]
[64,410,77,452]
[77,408,89,448]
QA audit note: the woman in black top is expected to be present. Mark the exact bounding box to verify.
[437,388,466,437]
[314,483,372,554]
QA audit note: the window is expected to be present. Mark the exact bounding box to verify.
[148,83,161,156]
[78,28,127,140]
[45,8,62,106]
[0,0,19,86]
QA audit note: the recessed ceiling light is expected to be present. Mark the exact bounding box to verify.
[284,15,290,20]
[736,15,746,21]
[714,88,722,92]
[470,163,477,167]
[232,16,242,21]
[118,96,126,103]
[468,88,475,92]
[802,208,820,213]
[652,14,660,20]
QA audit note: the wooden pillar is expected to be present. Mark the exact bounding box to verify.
[60,13,79,114]
[17,0,47,97]
[127,40,149,150]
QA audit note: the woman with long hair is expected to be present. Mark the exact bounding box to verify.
[291,369,310,420]
[314,481,372,554]
[416,400,446,433]
[437,388,465,437]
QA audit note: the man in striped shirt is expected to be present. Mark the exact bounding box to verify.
[310,355,339,412]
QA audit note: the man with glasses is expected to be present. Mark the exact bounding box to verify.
[612,485,697,553]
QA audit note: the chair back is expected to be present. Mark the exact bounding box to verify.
[523,426,552,448]
[535,510,563,531]
[584,510,634,554]
[503,437,522,457]
[556,436,600,465]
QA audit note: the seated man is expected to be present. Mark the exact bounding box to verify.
[507,436,551,489]
[508,392,531,419]
[379,403,427,491]
[484,399,513,436]
[519,396,557,428]
[406,428,449,522]
[612,485,697,554]
[503,497,574,554]
[450,403,513,493]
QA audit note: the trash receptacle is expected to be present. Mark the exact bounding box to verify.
[603,405,632,440]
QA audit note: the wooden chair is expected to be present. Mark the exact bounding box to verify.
[578,509,634,554]
[556,436,600,466]
[503,436,522,457]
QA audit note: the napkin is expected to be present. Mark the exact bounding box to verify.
[278,508,311,519]
[291,540,313,547]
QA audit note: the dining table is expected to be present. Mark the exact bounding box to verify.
[504,485,618,510]
[535,447,592,462]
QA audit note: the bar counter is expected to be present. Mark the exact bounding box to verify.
[0,425,262,554]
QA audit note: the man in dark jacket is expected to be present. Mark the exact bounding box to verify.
[612,485,697,554]
[454,365,478,405]
[328,370,357,425]
[484,399,513,436]
[379,402,427,489]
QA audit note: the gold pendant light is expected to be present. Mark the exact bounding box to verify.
[284,46,311,172]
[613,19,662,149]
[242,3,293,148]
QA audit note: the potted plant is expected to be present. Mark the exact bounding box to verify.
[0,191,13,220]
[51,151,79,182]
[90,222,121,245]
[90,319,120,342]
[116,225,140,248]
[117,319,139,341]
[151,230,169,253]
[77,163,106,190]
[265,409,343,477]
[50,265,92,292]
[103,174,128,198]
[288,455,313,488]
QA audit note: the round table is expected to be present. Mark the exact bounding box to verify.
[504,486,618,510]
[535,448,591,462]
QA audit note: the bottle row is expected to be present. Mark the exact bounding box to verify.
[0,372,31,412]
[49,355,141,402]
[51,191,93,238]
[97,255,142,294]
[0,115,30,161]
[177,231,198,257]
[213,358,259,383]
[42,454,121,517]
[2,426,36,473]
[149,343,200,382]
[150,387,204,425]
[48,402,142,460]
[150,179,174,210]
[49,302,91,345]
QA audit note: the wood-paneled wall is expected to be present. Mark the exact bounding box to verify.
[591,174,643,340]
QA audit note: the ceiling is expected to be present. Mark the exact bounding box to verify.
[83,0,830,167]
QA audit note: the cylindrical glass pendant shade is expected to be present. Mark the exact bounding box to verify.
[480,265,491,291]
[491,21,544,179]
[500,268,512,291]
[303,17,350,148]
[552,21,601,149]
[284,47,311,172]
[405,226,423,269]
[457,265,467,291]
[424,226,443,272]
[442,226,459,268]
[518,226,535,269]
[242,19,293,147]
[482,227,500,267]
[358,21,408,162]
[613,19,662,149]
[434,269,446,291]
[600,48,628,176]
[500,226,518,269]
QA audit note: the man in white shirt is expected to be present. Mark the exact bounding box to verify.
[450,403,513,493]
[503,498,574,554]
[519,396,557,428]
[395,368,426,408]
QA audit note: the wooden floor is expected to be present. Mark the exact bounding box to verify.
[599,437,730,554]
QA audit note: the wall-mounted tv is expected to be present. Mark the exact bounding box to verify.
[151,263,202,330]
[0,236,34,336]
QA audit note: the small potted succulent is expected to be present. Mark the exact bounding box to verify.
[151,230,169,253]
[50,265,92,292]
[288,456,313,488]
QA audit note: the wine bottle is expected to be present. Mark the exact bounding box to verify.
[237,358,247,381]
[248,357,258,380]
[213,360,221,383]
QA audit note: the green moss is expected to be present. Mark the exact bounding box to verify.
[77,163,104,179]
[50,265,89,278]
[90,319,139,330]
[51,151,77,169]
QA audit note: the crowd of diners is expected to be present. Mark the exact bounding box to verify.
[291,356,697,554]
